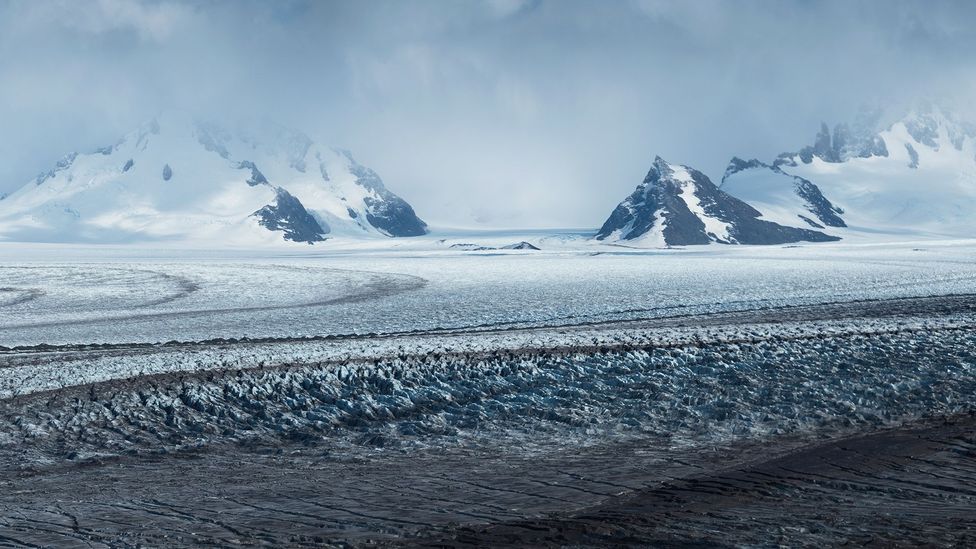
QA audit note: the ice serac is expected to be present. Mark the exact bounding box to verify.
[0,111,427,244]
[596,156,838,246]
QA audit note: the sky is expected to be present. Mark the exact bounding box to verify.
[1,0,975,228]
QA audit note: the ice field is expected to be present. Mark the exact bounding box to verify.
[2,238,976,546]
[2,238,976,346]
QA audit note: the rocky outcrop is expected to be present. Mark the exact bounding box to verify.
[776,108,888,167]
[253,188,327,243]
[343,151,428,237]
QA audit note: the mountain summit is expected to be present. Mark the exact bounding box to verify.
[0,112,427,244]
[722,105,976,238]
[601,105,976,247]
[595,156,838,246]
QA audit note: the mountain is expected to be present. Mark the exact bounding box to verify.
[722,105,976,239]
[0,112,427,244]
[595,156,838,246]
[720,158,847,231]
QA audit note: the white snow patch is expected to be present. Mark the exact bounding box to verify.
[678,177,732,243]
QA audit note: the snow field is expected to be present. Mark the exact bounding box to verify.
[2,240,976,345]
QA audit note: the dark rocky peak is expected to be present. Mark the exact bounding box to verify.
[793,121,887,166]
[776,107,889,167]
[337,149,428,237]
[253,187,328,244]
[597,156,838,246]
[644,155,681,184]
[810,122,835,162]
[362,194,428,237]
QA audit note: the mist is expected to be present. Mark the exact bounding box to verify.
[1,0,974,228]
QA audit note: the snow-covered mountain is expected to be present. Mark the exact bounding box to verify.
[595,156,838,246]
[600,106,976,247]
[0,112,427,244]
[719,158,847,231]
[721,106,976,239]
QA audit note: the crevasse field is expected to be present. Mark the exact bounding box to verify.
[2,237,976,547]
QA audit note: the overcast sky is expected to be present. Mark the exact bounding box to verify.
[1,0,974,228]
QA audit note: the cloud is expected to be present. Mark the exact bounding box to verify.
[483,0,537,18]
[0,0,975,228]
[21,0,195,42]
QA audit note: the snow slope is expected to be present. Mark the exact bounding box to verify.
[722,106,976,239]
[0,112,427,244]
[720,158,847,232]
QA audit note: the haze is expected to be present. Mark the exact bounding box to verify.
[1,0,974,228]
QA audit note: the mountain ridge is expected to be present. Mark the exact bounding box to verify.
[598,106,976,247]
[725,105,976,239]
[595,156,839,246]
[0,112,427,244]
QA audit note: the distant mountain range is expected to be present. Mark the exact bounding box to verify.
[2,105,974,246]
[0,112,426,244]
[598,105,976,246]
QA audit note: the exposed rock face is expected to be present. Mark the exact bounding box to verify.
[253,188,327,243]
[449,241,541,251]
[502,241,540,250]
[596,156,838,246]
[778,108,889,167]
[722,158,846,229]
[793,176,846,228]
[343,151,428,237]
